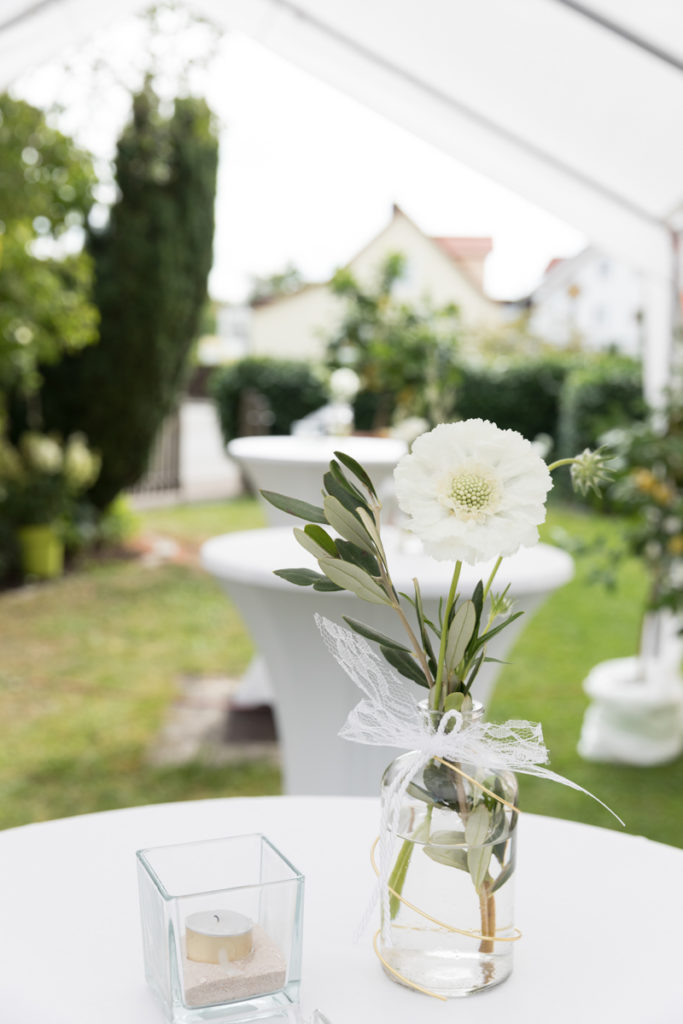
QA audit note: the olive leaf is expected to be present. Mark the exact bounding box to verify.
[342,616,412,653]
[317,556,391,605]
[323,470,371,517]
[274,567,334,587]
[379,646,429,688]
[465,804,492,890]
[260,490,327,524]
[335,539,380,577]
[445,600,476,674]
[323,495,375,553]
[334,450,378,499]
[294,527,332,560]
[303,523,337,555]
[423,844,469,871]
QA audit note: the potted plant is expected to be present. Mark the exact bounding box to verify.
[0,431,100,579]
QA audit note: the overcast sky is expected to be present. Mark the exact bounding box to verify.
[18,22,586,304]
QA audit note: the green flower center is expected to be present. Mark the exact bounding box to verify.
[442,465,502,521]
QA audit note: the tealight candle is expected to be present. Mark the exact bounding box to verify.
[186,910,254,965]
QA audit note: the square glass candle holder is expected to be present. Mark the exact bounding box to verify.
[137,834,304,1023]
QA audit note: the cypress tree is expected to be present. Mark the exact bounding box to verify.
[42,85,218,506]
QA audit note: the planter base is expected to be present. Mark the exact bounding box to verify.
[578,657,683,765]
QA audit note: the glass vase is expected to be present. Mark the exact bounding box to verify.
[379,707,519,998]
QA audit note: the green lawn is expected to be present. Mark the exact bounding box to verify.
[1,497,681,847]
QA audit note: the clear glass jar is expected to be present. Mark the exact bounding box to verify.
[379,705,519,998]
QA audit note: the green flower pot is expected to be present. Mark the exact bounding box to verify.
[17,524,64,580]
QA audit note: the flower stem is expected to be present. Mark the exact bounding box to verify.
[432,561,462,711]
[547,457,576,472]
[482,556,502,602]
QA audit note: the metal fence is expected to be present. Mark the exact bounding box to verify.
[127,411,181,495]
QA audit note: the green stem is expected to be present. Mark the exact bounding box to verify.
[547,457,576,472]
[433,561,462,712]
[482,556,502,602]
[388,807,433,919]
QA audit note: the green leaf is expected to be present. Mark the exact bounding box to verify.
[274,567,328,587]
[312,577,344,592]
[323,495,375,552]
[467,844,492,891]
[413,579,437,677]
[380,646,429,687]
[336,539,380,577]
[429,829,467,846]
[444,692,465,713]
[294,527,332,560]
[464,652,485,694]
[470,610,524,652]
[334,450,378,498]
[304,524,337,555]
[445,600,476,674]
[317,557,391,604]
[490,858,515,895]
[342,616,411,653]
[423,844,469,871]
[356,507,384,552]
[323,470,370,517]
[260,490,327,524]
[423,760,460,807]
[329,459,370,509]
[465,804,490,846]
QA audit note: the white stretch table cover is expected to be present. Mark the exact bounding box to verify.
[0,797,680,1023]
[202,528,573,795]
[227,435,407,527]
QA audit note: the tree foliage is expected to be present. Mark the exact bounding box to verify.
[40,85,218,506]
[0,94,98,423]
[325,252,462,430]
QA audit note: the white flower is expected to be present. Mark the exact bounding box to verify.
[393,419,553,564]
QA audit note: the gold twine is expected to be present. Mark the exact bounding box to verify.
[370,838,522,944]
[372,756,522,1000]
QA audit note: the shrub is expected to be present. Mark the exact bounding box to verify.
[557,356,646,456]
[211,357,328,442]
[454,354,576,452]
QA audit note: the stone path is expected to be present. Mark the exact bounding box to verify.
[147,673,280,768]
[130,530,280,769]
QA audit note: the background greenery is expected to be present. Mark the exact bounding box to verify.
[1,496,680,847]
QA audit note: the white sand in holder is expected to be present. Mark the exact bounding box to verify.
[182,924,287,1008]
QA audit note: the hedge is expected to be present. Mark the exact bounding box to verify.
[211,357,328,443]
[557,356,647,456]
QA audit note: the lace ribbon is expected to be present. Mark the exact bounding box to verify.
[316,614,624,943]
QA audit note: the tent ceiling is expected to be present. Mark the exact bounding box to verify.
[1,0,681,281]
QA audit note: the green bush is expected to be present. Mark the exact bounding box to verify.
[455,354,576,452]
[557,356,646,456]
[211,357,328,442]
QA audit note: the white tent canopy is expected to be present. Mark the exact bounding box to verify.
[1,0,681,404]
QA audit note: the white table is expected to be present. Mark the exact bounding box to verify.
[0,797,680,1024]
[226,435,407,527]
[202,528,573,795]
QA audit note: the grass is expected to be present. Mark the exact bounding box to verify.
[1,496,681,847]
[0,498,277,830]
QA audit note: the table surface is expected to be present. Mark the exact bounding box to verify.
[227,435,407,467]
[201,526,574,594]
[1,796,681,1023]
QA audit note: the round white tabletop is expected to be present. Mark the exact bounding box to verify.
[0,797,680,1023]
[202,528,574,795]
[227,435,407,527]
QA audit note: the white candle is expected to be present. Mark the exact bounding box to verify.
[186,909,254,965]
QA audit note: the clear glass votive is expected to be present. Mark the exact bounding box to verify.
[136,834,304,1023]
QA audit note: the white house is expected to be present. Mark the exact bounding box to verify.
[528,247,646,357]
[216,206,503,363]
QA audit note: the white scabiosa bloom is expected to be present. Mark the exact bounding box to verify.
[394,419,553,564]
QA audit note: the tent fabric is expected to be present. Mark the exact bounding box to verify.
[1,0,681,402]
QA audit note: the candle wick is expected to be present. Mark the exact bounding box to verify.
[213,914,220,924]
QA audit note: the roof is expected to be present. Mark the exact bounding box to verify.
[431,237,493,261]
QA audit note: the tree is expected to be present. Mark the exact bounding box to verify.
[325,252,462,429]
[41,85,218,506]
[0,94,98,427]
